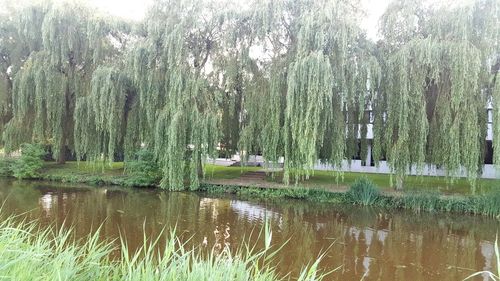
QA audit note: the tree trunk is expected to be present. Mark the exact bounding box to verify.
[57,141,66,164]
[197,153,204,177]
[56,111,68,164]
[57,83,71,165]
[395,174,404,191]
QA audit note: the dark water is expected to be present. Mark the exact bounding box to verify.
[0,179,498,281]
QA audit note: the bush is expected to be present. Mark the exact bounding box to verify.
[12,143,46,179]
[124,149,161,187]
[0,157,15,177]
[346,178,381,206]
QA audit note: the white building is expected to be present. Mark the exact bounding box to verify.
[312,103,498,179]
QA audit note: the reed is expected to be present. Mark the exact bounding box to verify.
[399,191,441,213]
[468,192,500,217]
[0,215,326,281]
[345,177,381,206]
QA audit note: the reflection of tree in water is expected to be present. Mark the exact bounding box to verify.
[0,180,45,219]
[0,181,498,281]
[240,200,499,281]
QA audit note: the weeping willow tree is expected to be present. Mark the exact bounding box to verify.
[236,0,381,184]
[379,0,500,190]
[1,0,498,191]
[124,0,225,190]
[0,14,14,143]
[2,1,127,162]
[0,1,45,146]
[74,66,132,163]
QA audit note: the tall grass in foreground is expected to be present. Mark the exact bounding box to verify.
[465,235,499,280]
[0,216,326,281]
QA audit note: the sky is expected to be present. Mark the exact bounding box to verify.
[360,0,392,40]
[86,0,152,22]
[86,0,392,40]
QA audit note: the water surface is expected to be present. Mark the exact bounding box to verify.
[0,179,498,280]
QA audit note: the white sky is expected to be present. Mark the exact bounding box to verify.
[360,0,392,40]
[85,0,153,21]
[85,0,391,40]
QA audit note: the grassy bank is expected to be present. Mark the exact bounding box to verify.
[39,161,129,185]
[2,161,500,217]
[199,182,500,218]
[36,162,261,185]
[38,161,499,195]
[293,170,500,194]
[0,215,325,281]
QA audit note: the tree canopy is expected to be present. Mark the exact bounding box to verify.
[0,0,498,190]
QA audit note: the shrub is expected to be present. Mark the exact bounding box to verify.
[346,178,381,206]
[124,149,161,187]
[12,143,46,179]
[0,157,15,177]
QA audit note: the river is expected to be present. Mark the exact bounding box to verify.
[0,179,498,280]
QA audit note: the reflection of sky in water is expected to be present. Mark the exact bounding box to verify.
[362,256,372,279]
[377,229,388,245]
[31,191,500,281]
[199,197,218,210]
[39,193,53,215]
[349,226,361,240]
[315,222,327,230]
[1,179,498,281]
[364,228,373,249]
[230,200,281,225]
[199,197,221,219]
[481,240,495,280]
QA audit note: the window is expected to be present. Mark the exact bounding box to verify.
[485,140,493,165]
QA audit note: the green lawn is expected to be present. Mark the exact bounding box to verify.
[42,161,124,174]
[203,164,262,179]
[38,161,499,195]
[288,170,499,195]
[39,161,127,185]
[40,162,262,184]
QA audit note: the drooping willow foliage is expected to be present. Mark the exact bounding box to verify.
[2,1,126,162]
[0,1,45,146]
[7,54,67,156]
[0,0,498,190]
[74,66,131,163]
[379,0,499,189]
[237,0,381,184]
[125,0,223,190]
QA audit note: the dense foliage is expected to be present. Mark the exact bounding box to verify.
[11,143,46,179]
[0,157,14,177]
[124,149,162,187]
[0,0,498,190]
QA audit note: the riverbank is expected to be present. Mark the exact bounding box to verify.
[38,161,499,194]
[12,161,495,218]
[200,183,500,218]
